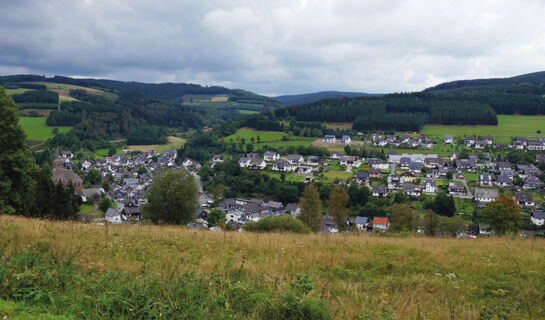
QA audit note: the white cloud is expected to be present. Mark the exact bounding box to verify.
[0,0,544,94]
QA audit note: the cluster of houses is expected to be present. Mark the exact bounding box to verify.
[371,133,433,149]
[53,147,188,224]
[324,135,351,144]
[461,135,545,151]
[197,198,300,229]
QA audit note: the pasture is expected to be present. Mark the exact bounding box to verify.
[5,88,34,95]
[238,109,260,115]
[225,128,315,149]
[18,117,71,141]
[263,171,305,182]
[420,115,545,143]
[225,128,289,143]
[322,170,354,181]
[128,136,186,152]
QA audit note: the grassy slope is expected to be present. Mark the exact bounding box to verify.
[305,115,545,144]
[3,216,543,319]
[18,117,71,141]
[225,128,314,148]
[128,136,186,152]
[421,115,545,143]
[238,109,260,115]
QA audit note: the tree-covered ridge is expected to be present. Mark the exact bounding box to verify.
[274,93,498,131]
[0,74,283,108]
[424,71,545,91]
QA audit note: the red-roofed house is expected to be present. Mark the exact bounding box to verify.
[372,217,389,231]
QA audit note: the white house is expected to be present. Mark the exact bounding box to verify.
[355,216,368,231]
[238,157,251,168]
[422,180,436,193]
[372,217,389,231]
[182,158,193,167]
[341,135,351,144]
[105,208,122,224]
[263,151,280,162]
[248,158,266,170]
[444,135,454,144]
[272,160,296,172]
[286,154,304,165]
[339,155,360,167]
[531,210,545,226]
[324,135,336,143]
[474,188,498,204]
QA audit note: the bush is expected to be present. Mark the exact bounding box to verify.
[243,215,311,234]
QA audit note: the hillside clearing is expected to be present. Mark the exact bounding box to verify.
[238,109,260,115]
[18,117,71,140]
[128,136,186,152]
[5,88,34,95]
[25,82,118,100]
[0,215,543,319]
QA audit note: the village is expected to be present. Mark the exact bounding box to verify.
[50,132,545,236]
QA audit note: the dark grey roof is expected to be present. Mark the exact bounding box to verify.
[514,192,533,202]
[105,208,120,218]
[355,216,368,225]
[532,211,545,220]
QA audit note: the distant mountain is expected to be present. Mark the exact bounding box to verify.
[424,71,545,92]
[273,91,381,106]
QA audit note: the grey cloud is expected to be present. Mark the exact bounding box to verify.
[0,0,544,95]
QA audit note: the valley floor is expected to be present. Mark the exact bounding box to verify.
[0,215,544,319]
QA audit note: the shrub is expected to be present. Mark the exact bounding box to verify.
[243,215,311,234]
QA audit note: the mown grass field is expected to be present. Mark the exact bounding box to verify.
[310,115,545,144]
[421,115,545,143]
[322,171,354,181]
[226,128,289,142]
[226,128,315,148]
[18,117,71,141]
[263,171,305,182]
[0,215,544,319]
[5,88,34,95]
[128,136,186,152]
[238,109,260,115]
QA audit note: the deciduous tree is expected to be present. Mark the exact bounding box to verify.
[387,203,417,232]
[327,186,349,231]
[298,184,322,232]
[480,196,522,236]
[142,169,199,224]
[424,211,439,236]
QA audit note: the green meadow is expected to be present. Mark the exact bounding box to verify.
[18,117,71,141]
[225,128,314,148]
[238,109,260,115]
[3,215,543,319]
[421,115,545,143]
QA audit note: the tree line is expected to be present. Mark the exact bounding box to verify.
[0,86,79,219]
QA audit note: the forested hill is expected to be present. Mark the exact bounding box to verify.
[424,71,545,92]
[273,91,380,106]
[264,71,545,132]
[0,74,284,151]
[0,74,283,110]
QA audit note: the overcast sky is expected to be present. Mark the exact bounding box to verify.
[1,0,545,95]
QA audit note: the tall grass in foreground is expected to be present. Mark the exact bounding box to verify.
[0,215,544,319]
